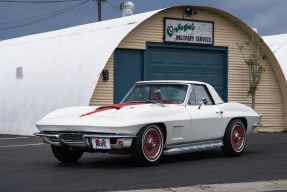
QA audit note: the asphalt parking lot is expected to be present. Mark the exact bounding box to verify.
[0,133,287,192]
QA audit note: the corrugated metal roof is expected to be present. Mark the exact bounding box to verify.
[0,9,162,135]
[263,34,287,81]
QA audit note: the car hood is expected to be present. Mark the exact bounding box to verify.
[35,103,169,129]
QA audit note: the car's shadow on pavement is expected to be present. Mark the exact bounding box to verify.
[50,149,260,169]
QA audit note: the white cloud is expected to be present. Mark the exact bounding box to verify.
[208,0,287,35]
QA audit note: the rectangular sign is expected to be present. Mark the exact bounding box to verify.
[164,18,214,45]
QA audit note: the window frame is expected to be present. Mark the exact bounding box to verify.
[121,83,190,105]
[188,84,215,105]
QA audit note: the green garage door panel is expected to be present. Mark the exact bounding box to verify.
[114,49,144,103]
[146,46,227,101]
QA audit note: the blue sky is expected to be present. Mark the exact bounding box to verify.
[0,0,286,41]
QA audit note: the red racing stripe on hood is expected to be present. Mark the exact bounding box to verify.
[80,103,144,117]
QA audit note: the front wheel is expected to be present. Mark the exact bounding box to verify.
[51,145,83,163]
[222,119,246,157]
[131,124,164,166]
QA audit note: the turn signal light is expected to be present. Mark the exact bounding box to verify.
[40,137,47,143]
[118,140,124,148]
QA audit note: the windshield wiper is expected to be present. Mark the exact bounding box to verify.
[97,106,121,110]
[124,101,145,104]
[124,100,165,107]
[145,100,157,104]
[145,100,165,107]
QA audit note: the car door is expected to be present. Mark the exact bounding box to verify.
[186,84,227,141]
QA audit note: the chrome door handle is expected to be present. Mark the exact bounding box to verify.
[216,111,223,114]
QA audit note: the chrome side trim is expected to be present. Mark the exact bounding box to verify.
[164,140,223,155]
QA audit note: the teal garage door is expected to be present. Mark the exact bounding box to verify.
[114,49,144,103]
[114,45,227,103]
[146,44,227,101]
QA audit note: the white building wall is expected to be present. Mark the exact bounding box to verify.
[263,34,287,81]
[0,10,160,135]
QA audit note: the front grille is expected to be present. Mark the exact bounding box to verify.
[60,133,84,143]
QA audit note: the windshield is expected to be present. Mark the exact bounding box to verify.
[122,84,189,104]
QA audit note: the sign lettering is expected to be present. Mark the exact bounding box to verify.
[164,18,214,45]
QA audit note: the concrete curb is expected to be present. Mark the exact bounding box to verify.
[114,180,287,192]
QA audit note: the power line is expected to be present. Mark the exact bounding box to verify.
[106,0,120,12]
[0,0,84,3]
[0,0,119,31]
[0,0,89,31]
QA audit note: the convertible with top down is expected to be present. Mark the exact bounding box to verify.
[35,80,262,166]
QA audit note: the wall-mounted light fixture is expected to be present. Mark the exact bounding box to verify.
[102,69,109,81]
[16,67,23,79]
[185,8,197,19]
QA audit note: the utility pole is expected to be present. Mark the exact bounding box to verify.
[98,0,102,21]
[96,0,106,22]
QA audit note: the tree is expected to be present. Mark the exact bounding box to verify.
[237,31,266,109]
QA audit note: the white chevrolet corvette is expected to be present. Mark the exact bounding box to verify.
[35,81,262,166]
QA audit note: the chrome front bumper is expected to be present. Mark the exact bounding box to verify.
[253,122,263,133]
[253,122,263,128]
[252,115,263,133]
[34,132,136,150]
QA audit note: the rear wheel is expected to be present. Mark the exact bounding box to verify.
[222,119,246,157]
[51,145,83,163]
[131,124,164,166]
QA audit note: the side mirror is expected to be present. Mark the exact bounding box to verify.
[198,98,208,109]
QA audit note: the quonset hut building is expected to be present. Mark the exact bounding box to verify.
[0,6,286,135]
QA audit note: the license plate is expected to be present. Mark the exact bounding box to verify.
[91,138,111,149]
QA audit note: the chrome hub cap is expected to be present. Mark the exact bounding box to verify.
[231,123,245,152]
[143,128,162,160]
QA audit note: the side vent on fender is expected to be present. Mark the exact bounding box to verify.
[172,125,184,140]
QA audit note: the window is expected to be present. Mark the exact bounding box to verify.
[188,86,196,105]
[122,84,188,104]
[124,86,149,102]
[188,85,213,105]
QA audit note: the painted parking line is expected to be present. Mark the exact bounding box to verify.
[0,143,44,148]
[0,137,29,140]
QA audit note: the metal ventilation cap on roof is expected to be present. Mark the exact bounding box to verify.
[252,28,258,33]
[120,1,135,17]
